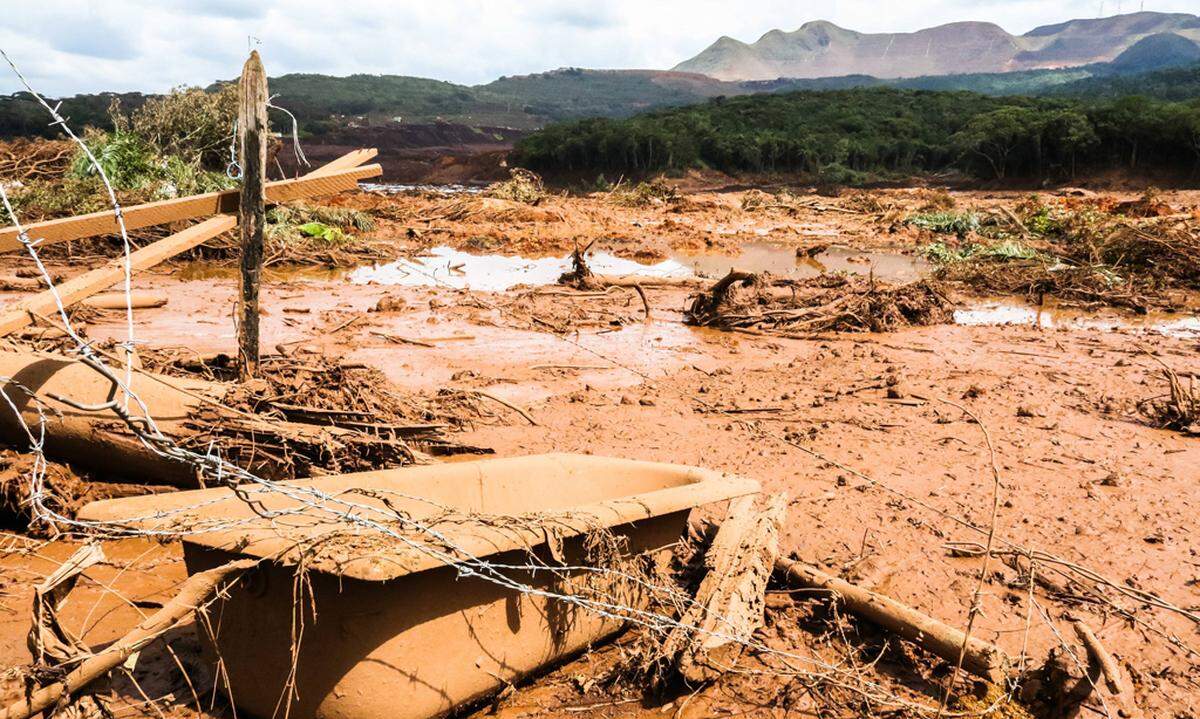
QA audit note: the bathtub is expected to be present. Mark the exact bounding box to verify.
[79,453,758,719]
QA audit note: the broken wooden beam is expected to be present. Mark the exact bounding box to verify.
[0,164,381,252]
[665,493,786,683]
[304,148,378,178]
[774,556,1011,684]
[0,214,236,336]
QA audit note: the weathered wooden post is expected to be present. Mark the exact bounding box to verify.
[236,51,267,381]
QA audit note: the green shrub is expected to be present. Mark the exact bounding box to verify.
[908,211,982,236]
[119,84,238,169]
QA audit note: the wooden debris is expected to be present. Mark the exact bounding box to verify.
[665,493,786,683]
[0,558,258,719]
[774,556,1011,684]
[0,214,236,337]
[1072,619,1139,717]
[237,50,268,381]
[28,544,104,668]
[0,164,381,252]
[304,148,378,178]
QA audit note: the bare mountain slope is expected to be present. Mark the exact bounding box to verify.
[674,11,1200,81]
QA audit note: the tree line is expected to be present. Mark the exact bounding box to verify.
[512,88,1200,182]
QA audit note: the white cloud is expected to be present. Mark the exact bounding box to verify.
[0,0,1196,96]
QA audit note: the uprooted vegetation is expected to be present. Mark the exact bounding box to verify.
[686,271,954,334]
[1138,356,1199,436]
[482,167,547,204]
[139,347,494,480]
[921,191,1200,311]
[0,87,387,266]
[605,178,681,208]
[3,89,238,227]
[190,201,386,266]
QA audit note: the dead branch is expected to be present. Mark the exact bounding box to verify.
[29,544,105,668]
[774,556,1011,684]
[467,390,539,426]
[1072,619,1138,717]
[0,558,258,719]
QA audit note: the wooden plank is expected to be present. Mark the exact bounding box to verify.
[662,494,785,683]
[0,215,237,336]
[237,50,268,380]
[303,148,378,178]
[0,164,381,253]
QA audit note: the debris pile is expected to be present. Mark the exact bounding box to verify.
[482,167,547,204]
[926,191,1200,311]
[0,138,74,183]
[197,201,386,266]
[142,348,490,479]
[686,271,954,334]
[0,450,169,537]
[607,178,681,208]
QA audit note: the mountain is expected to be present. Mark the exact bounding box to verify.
[674,11,1200,81]
[1108,32,1200,72]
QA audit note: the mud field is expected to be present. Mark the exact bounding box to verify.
[0,181,1197,719]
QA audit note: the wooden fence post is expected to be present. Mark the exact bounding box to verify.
[236,51,267,381]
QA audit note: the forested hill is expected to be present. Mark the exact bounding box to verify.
[2,60,1198,140]
[512,87,1200,183]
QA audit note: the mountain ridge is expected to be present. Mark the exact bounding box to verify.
[674,11,1200,81]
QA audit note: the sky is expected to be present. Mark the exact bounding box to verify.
[1,0,1197,96]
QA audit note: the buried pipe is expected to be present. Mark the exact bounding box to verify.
[0,350,216,486]
[82,291,168,310]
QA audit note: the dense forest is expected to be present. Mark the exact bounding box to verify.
[513,87,1200,181]
[3,58,1198,140]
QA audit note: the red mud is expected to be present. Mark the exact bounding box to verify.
[0,185,1196,718]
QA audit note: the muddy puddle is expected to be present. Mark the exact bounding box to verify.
[955,300,1200,337]
[349,243,926,291]
[673,242,929,282]
[350,247,691,291]
[170,245,1199,339]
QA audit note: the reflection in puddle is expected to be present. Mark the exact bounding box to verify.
[350,247,690,291]
[361,183,482,195]
[350,243,928,291]
[671,242,928,283]
[955,301,1200,337]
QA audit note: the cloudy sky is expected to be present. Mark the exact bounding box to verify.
[1,0,1197,96]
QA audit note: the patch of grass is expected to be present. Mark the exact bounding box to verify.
[267,203,376,233]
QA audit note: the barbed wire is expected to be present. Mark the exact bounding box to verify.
[0,50,994,718]
[1,46,1181,719]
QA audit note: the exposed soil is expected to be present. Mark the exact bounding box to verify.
[0,183,1197,719]
[277,123,525,184]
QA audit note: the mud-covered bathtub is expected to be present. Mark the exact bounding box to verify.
[80,454,758,719]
